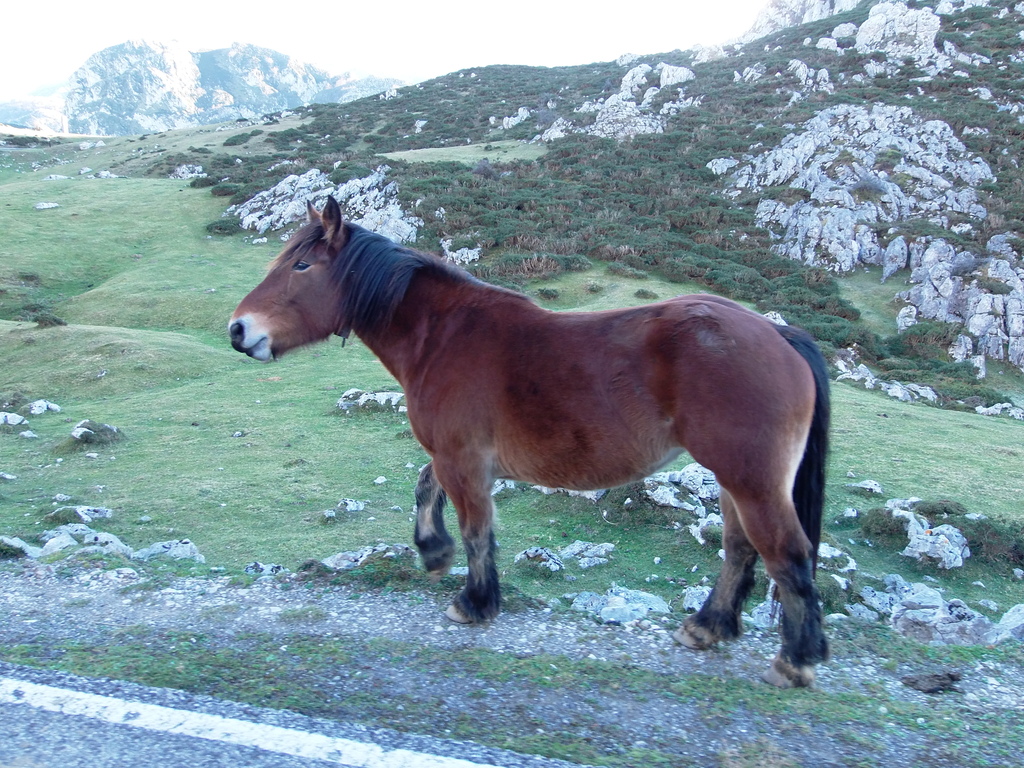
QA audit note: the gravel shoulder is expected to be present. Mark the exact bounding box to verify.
[1,561,1022,767]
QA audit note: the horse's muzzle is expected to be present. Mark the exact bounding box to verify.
[229,317,272,361]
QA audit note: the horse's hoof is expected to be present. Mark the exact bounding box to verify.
[762,656,815,689]
[445,603,474,624]
[674,622,716,651]
[427,567,450,585]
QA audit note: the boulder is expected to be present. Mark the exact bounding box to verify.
[132,539,205,563]
[901,523,971,568]
[855,2,941,61]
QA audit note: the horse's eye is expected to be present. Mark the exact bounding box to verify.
[293,261,312,272]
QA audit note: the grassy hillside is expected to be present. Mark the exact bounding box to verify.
[0,171,1020,620]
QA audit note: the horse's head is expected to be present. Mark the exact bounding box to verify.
[230,197,348,361]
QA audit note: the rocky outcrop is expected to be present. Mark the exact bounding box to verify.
[714,103,993,273]
[742,0,864,42]
[854,2,942,61]
[59,40,399,136]
[538,62,698,143]
[228,165,423,243]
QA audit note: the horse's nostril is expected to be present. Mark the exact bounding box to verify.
[229,320,245,342]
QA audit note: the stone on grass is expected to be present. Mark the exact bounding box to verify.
[559,540,615,568]
[45,506,113,525]
[321,543,415,571]
[132,539,205,563]
[78,531,133,559]
[336,389,406,413]
[28,400,61,415]
[514,547,564,572]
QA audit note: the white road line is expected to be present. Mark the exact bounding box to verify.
[0,676,502,768]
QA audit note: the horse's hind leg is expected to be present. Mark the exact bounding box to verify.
[430,460,500,624]
[675,491,758,650]
[737,493,828,688]
[413,462,455,583]
[762,545,829,689]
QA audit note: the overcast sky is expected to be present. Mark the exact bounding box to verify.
[0,0,769,101]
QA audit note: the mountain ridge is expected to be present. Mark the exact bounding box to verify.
[0,39,402,136]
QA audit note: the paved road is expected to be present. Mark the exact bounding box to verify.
[0,661,592,768]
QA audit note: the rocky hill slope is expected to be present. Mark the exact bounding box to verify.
[150,0,1022,402]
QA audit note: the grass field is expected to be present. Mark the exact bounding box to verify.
[2,140,1023,619]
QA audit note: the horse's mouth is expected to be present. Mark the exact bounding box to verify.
[229,319,273,361]
[239,336,273,361]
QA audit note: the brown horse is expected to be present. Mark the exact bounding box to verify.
[230,198,831,688]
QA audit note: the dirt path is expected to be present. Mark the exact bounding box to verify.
[1,562,1022,767]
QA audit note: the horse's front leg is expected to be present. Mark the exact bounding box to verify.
[412,462,455,582]
[431,460,500,624]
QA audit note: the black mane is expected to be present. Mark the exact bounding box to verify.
[332,223,475,336]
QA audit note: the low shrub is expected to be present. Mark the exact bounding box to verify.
[205,220,239,236]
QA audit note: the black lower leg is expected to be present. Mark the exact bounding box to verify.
[776,558,829,667]
[413,463,454,574]
[454,530,501,622]
[690,547,758,641]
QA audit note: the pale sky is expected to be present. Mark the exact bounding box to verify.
[0,0,770,101]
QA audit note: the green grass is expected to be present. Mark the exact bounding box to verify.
[380,140,546,165]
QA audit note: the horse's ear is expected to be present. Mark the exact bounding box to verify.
[321,196,347,252]
[306,200,321,224]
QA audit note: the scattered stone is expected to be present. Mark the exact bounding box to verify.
[68,420,123,446]
[38,531,79,557]
[132,539,205,563]
[321,543,415,571]
[337,498,366,513]
[78,531,133,559]
[901,523,970,569]
[688,513,723,546]
[0,536,42,559]
[570,585,670,624]
[514,547,564,572]
[531,486,606,502]
[18,431,37,439]
[337,389,406,413]
[0,472,17,482]
[34,202,60,210]
[559,540,615,568]
[846,479,884,495]
[1,412,28,426]
[169,164,207,180]
[245,562,286,576]
[27,399,61,414]
[374,476,387,485]
[681,585,712,612]
[45,506,113,525]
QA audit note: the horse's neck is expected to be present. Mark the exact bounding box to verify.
[356,271,463,387]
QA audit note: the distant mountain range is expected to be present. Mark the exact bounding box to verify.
[0,40,401,136]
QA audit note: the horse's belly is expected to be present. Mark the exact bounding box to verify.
[497,443,684,492]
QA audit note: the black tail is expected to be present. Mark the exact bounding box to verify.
[775,324,830,571]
